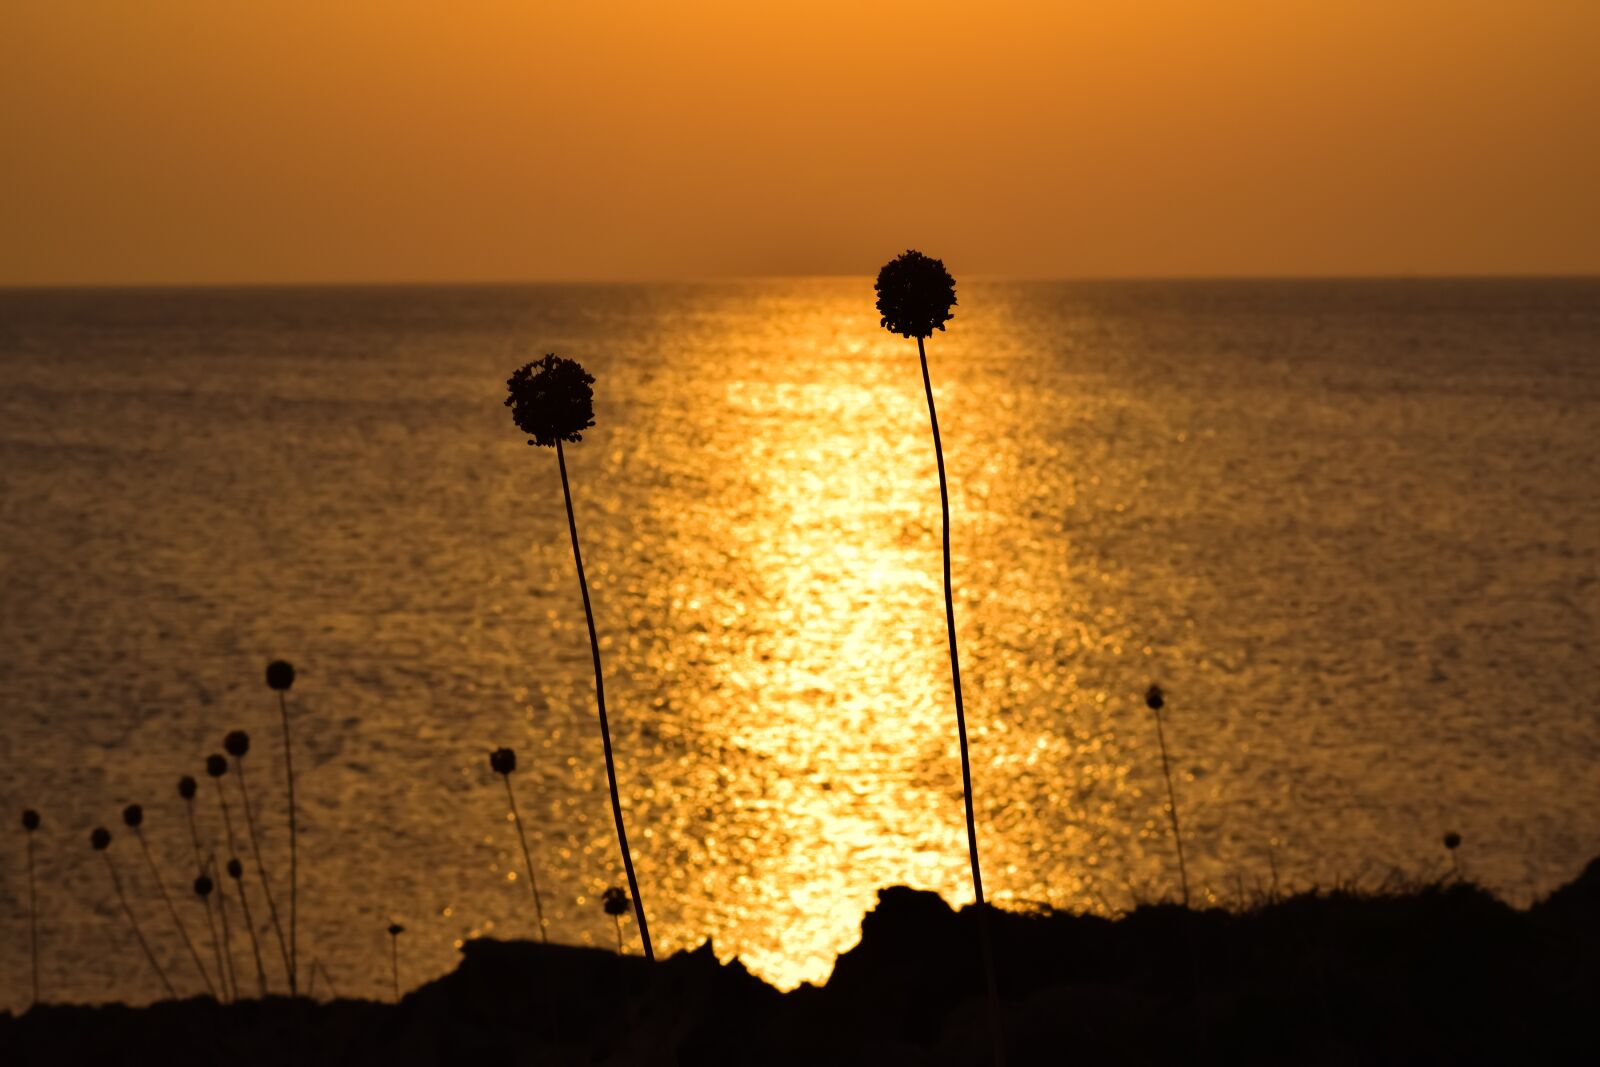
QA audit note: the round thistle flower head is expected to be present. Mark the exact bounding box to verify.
[206,754,228,778]
[22,809,41,832]
[194,874,214,898]
[225,730,250,758]
[601,886,630,917]
[1145,684,1165,711]
[1444,832,1462,851]
[91,827,112,851]
[874,250,957,339]
[122,804,144,829]
[489,747,517,776]
[388,923,405,937]
[266,660,295,692]
[178,776,198,800]
[505,354,596,448]
[226,858,243,880]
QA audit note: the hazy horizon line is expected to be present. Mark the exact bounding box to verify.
[5,270,1600,293]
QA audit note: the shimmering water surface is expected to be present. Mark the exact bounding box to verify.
[1,279,1597,1007]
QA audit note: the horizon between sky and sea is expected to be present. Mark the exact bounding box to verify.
[1,276,1596,1008]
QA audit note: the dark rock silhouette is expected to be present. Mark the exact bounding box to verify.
[5,861,1597,1064]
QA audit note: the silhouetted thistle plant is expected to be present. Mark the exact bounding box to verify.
[123,803,215,998]
[210,753,268,996]
[505,353,653,962]
[1145,684,1190,907]
[226,729,292,985]
[179,775,233,1001]
[22,809,41,1006]
[489,746,548,942]
[875,250,1003,1065]
[386,924,404,1003]
[265,659,301,994]
[1444,831,1463,879]
[92,826,176,1000]
[601,886,630,954]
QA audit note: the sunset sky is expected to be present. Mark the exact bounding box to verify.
[3,0,1596,285]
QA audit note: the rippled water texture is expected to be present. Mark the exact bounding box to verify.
[1,279,1597,1006]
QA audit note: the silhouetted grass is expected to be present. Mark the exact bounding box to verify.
[21,809,41,1007]
[1144,684,1190,907]
[386,924,404,1003]
[208,755,268,996]
[602,886,630,954]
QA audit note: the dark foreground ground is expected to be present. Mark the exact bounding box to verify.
[5,858,1597,1066]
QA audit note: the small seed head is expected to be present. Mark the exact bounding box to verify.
[489,747,517,776]
[602,886,630,917]
[206,754,228,778]
[226,858,243,879]
[388,923,405,937]
[194,874,214,897]
[91,827,112,851]
[122,804,144,828]
[22,809,40,832]
[1444,832,1462,851]
[1145,684,1165,711]
[225,730,250,758]
[266,660,296,692]
[178,776,197,800]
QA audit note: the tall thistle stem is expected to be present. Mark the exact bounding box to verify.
[501,775,548,942]
[25,825,39,1007]
[556,438,652,961]
[1151,703,1190,907]
[101,848,176,1000]
[132,826,216,997]
[235,758,292,985]
[214,779,268,996]
[918,334,1003,1066]
[276,690,299,994]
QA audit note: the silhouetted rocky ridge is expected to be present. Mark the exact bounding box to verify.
[5,857,1597,1065]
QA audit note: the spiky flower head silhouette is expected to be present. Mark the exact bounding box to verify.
[387,923,405,937]
[122,804,143,828]
[875,250,957,339]
[601,886,630,917]
[22,809,40,832]
[1145,684,1165,711]
[206,754,228,778]
[1444,831,1462,851]
[91,827,111,851]
[266,660,295,692]
[194,873,214,898]
[505,354,596,447]
[489,747,517,776]
[225,731,250,758]
[178,776,197,800]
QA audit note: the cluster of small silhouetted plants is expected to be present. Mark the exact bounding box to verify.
[12,256,1480,1054]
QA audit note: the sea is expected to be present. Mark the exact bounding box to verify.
[1,278,1596,1006]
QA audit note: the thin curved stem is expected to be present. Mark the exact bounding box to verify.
[133,827,215,997]
[103,851,176,1000]
[187,803,234,1002]
[215,779,268,996]
[1152,707,1190,907]
[27,833,39,1007]
[389,936,400,1003]
[235,759,292,984]
[613,915,624,955]
[277,691,299,995]
[502,776,548,942]
[918,334,1004,1067]
[556,439,653,962]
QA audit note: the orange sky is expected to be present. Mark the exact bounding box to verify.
[2,0,1596,284]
